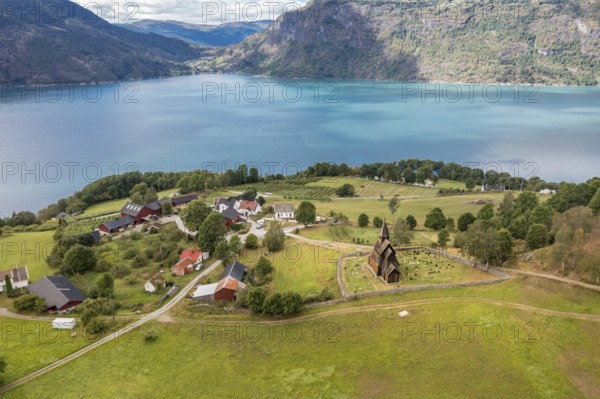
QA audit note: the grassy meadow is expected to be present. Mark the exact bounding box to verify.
[0,231,54,281]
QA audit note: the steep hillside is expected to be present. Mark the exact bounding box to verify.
[118,20,272,46]
[0,0,203,84]
[208,0,600,84]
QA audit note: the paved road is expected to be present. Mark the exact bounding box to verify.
[0,260,222,394]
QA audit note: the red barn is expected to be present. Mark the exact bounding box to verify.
[214,277,246,301]
[171,257,194,276]
[120,202,157,224]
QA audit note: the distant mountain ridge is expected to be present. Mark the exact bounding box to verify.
[118,20,273,46]
[0,0,203,84]
[206,0,600,85]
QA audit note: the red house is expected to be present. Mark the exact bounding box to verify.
[179,249,208,263]
[171,257,195,276]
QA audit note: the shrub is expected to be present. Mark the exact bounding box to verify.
[85,318,108,335]
[111,264,131,279]
[143,330,159,343]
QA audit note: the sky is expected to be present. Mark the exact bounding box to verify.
[88,0,308,25]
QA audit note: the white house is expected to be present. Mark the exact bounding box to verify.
[273,204,295,220]
[0,266,29,293]
[52,318,77,330]
[539,189,556,195]
[145,274,166,293]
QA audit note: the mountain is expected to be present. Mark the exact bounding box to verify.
[208,0,600,85]
[118,20,273,46]
[0,0,203,85]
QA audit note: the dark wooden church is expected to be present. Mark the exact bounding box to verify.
[368,220,401,283]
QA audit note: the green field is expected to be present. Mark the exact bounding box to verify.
[305,177,441,198]
[240,240,341,298]
[0,317,92,384]
[4,295,599,398]
[0,231,54,281]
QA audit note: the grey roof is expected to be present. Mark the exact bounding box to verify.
[274,203,295,213]
[145,201,162,211]
[215,197,235,209]
[172,194,198,205]
[27,276,86,310]
[0,266,29,283]
[222,207,240,221]
[121,202,145,217]
[221,261,246,282]
[90,230,101,243]
[103,215,135,231]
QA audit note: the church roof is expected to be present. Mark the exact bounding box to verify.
[379,220,390,240]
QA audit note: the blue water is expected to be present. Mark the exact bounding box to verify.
[0,74,599,216]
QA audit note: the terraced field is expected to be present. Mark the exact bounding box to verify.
[305,177,442,197]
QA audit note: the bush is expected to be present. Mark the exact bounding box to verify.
[245,233,259,249]
[133,253,148,268]
[85,318,108,335]
[143,330,159,343]
[13,294,46,313]
[358,213,369,227]
[373,217,383,228]
[111,264,131,279]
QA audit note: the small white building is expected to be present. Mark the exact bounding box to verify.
[145,274,166,293]
[52,318,77,330]
[539,189,556,195]
[273,204,295,220]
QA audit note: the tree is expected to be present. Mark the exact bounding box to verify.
[161,200,173,216]
[197,212,227,254]
[477,203,495,220]
[243,187,258,199]
[143,187,158,204]
[215,241,232,264]
[256,196,266,206]
[295,201,316,227]
[455,221,502,267]
[497,192,515,227]
[509,213,530,240]
[358,213,369,227]
[264,221,285,252]
[13,294,46,313]
[437,229,450,247]
[445,217,455,232]
[130,192,144,205]
[246,287,267,313]
[588,187,600,216]
[281,292,304,316]
[392,219,414,246]
[262,293,284,316]
[252,256,274,285]
[465,178,476,190]
[335,184,355,197]
[245,233,259,249]
[403,168,416,184]
[229,234,242,256]
[95,273,114,298]
[388,196,400,223]
[497,229,514,264]
[60,244,97,275]
[182,200,212,232]
[405,215,417,230]
[529,205,553,230]
[373,216,383,228]
[526,224,548,250]
[424,208,447,230]
[4,275,14,296]
[457,212,476,232]
[514,191,539,217]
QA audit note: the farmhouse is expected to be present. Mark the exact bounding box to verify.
[274,204,295,220]
[120,202,160,224]
[145,274,166,293]
[172,194,198,207]
[180,249,209,263]
[0,266,30,293]
[172,257,195,276]
[237,199,261,216]
[99,215,135,234]
[368,221,401,283]
[222,207,241,227]
[27,276,86,312]
[214,195,261,217]
[192,261,248,301]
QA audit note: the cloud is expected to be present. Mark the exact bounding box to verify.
[84,0,308,24]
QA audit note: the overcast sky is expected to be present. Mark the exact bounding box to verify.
[89,0,308,25]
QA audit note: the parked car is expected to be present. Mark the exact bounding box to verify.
[257,219,265,229]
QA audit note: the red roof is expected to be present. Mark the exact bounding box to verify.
[216,276,242,292]
[239,200,258,212]
[179,249,203,262]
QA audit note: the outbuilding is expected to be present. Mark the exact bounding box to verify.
[52,318,77,330]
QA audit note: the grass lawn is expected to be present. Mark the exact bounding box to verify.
[305,177,439,198]
[5,298,600,398]
[342,249,494,294]
[240,240,341,298]
[0,317,92,385]
[0,231,54,281]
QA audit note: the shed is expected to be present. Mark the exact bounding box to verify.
[53,318,77,330]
